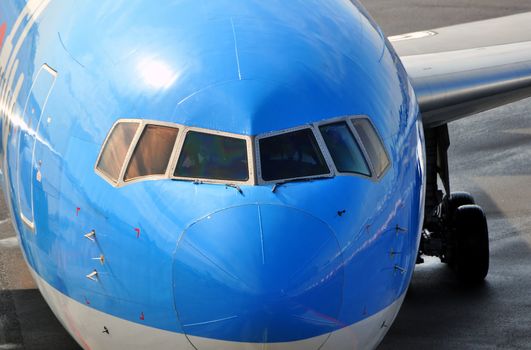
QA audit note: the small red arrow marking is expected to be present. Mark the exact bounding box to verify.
[135,228,140,238]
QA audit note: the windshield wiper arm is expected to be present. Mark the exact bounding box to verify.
[271,176,330,193]
[225,183,243,194]
[174,179,243,194]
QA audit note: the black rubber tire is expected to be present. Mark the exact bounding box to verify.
[451,205,490,283]
[445,192,475,220]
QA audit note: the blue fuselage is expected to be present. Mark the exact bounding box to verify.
[0,0,424,346]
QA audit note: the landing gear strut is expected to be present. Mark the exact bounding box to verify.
[419,125,489,283]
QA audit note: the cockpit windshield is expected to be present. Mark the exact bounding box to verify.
[258,128,330,182]
[96,121,139,183]
[95,116,389,187]
[125,125,179,181]
[174,131,249,182]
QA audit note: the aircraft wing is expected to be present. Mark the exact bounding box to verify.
[390,12,531,128]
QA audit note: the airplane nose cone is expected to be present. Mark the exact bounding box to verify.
[172,204,344,349]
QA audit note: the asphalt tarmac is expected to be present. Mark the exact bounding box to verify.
[1,1,531,349]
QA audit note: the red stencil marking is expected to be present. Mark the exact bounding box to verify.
[0,23,6,50]
[135,228,141,238]
[140,312,145,321]
[76,207,81,216]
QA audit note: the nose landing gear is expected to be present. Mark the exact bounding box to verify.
[420,125,490,284]
[448,199,490,282]
[420,191,490,284]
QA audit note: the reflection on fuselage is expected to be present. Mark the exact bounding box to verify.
[0,0,423,348]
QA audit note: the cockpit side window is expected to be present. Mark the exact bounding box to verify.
[174,131,249,182]
[351,118,390,178]
[319,122,371,176]
[96,122,139,183]
[124,125,179,181]
[258,128,330,182]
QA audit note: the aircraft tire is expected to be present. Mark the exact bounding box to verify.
[451,204,490,283]
[445,192,475,220]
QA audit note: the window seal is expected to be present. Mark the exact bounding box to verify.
[255,124,335,185]
[169,126,256,186]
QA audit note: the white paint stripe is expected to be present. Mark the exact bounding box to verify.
[0,0,51,116]
[257,205,265,265]
[3,0,50,107]
[388,31,437,42]
[0,236,18,248]
[0,344,23,350]
[0,0,51,168]
[30,268,195,350]
[503,128,531,136]
[0,218,10,225]
[29,264,405,350]
[184,315,239,328]
[230,18,243,81]
[9,74,24,119]
[4,0,50,73]
[0,0,30,70]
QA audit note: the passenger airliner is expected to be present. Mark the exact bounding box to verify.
[1,1,530,349]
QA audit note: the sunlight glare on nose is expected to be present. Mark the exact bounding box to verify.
[137,57,178,90]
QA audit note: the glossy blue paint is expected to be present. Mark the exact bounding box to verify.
[0,0,423,346]
[174,204,344,342]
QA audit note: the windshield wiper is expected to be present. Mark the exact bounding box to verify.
[225,183,243,194]
[172,179,243,194]
[271,176,330,193]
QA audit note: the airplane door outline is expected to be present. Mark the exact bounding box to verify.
[16,63,57,231]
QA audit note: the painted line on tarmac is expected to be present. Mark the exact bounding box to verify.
[0,237,17,248]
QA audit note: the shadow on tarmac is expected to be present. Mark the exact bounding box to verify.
[379,188,531,349]
[0,289,80,349]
